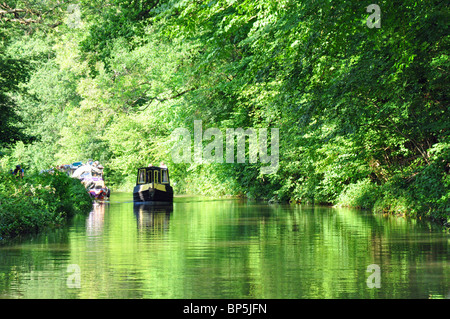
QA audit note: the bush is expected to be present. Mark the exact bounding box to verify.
[371,142,450,225]
[0,171,92,239]
[336,178,381,209]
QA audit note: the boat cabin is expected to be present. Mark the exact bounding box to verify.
[136,166,170,186]
[134,166,173,202]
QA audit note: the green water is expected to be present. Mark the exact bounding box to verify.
[0,192,448,299]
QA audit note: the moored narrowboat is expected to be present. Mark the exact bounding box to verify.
[133,165,173,202]
[72,162,111,200]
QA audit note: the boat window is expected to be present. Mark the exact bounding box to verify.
[154,170,159,184]
[138,169,146,184]
[147,170,153,183]
[161,170,169,183]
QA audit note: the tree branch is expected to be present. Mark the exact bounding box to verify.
[0,2,63,27]
[138,87,198,111]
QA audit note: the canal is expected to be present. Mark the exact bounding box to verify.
[0,192,448,299]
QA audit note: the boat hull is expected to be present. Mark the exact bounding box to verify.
[89,189,110,200]
[133,184,173,202]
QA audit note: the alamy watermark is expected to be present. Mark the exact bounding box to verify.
[67,264,81,288]
[170,120,279,174]
[366,264,381,288]
[366,4,381,28]
[67,4,81,28]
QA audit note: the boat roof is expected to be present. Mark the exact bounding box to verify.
[72,164,104,178]
[138,166,169,170]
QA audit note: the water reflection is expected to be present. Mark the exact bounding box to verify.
[0,194,448,299]
[86,202,108,236]
[133,202,173,232]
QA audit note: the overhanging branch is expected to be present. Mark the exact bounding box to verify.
[0,2,63,27]
[138,87,198,111]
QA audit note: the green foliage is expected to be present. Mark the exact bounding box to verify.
[0,40,30,146]
[336,179,381,210]
[79,0,161,72]
[374,141,450,223]
[337,140,449,225]
[1,0,448,226]
[0,171,92,239]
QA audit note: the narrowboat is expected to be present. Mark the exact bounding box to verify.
[133,166,174,202]
[72,163,111,200]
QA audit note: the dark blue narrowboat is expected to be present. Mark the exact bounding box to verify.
[133,165,174,202]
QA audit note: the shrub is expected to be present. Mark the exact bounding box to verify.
[336,178,381,209]
[0,171,92,239]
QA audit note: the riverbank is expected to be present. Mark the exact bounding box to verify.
[335,161,449,228]
[104,156,449,229]
[0,171,93,239]
[173,172,449,229]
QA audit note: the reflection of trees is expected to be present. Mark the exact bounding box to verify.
[3,198,446,298]
[72,199,447,299]
[0,228,72,298]
[170,202,449,299]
